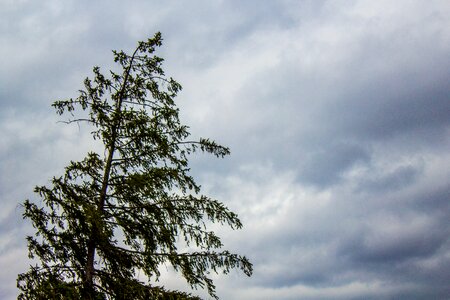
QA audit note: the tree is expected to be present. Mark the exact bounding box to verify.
[17,32,252,300]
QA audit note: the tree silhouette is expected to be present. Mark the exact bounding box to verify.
[17,32,252,300]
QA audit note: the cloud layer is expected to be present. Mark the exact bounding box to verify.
[1,1,450,299]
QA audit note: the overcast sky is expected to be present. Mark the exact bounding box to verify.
[1,1,450,299]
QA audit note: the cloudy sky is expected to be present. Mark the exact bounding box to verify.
[1,0,450,299]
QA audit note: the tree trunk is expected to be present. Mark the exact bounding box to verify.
[82,49,138,299]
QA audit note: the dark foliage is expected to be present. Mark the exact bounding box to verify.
[17,32,252,300]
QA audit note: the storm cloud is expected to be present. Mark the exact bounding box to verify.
[1,1,450,299]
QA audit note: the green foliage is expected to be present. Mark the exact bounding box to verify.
[17,32,252,300]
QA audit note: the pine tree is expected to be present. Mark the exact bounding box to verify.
[17,32,252,300]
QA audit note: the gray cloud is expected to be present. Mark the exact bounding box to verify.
[356,164,421,193]
[2,1,450,299]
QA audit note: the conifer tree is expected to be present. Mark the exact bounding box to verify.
[17,32,252,300]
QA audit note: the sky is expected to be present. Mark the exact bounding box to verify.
[1,0,450,299]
